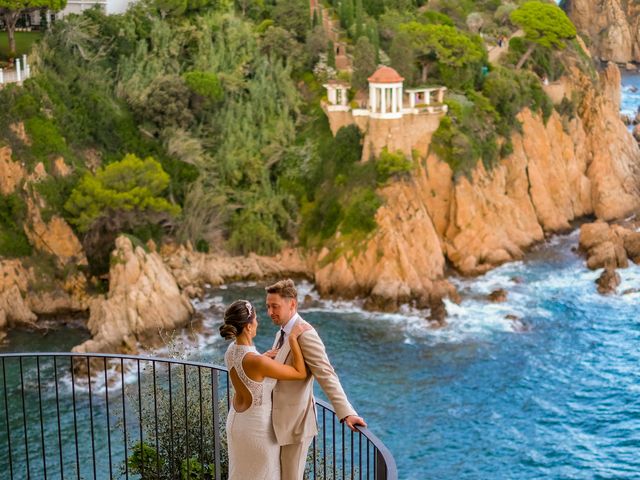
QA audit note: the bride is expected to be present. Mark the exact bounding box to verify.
[220,299,310,479]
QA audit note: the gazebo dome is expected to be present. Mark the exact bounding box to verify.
[368,66,404,84]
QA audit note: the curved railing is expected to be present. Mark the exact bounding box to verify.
[0,352,397,479]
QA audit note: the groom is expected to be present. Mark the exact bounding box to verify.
[265,279,367,480]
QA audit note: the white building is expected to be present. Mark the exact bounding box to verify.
[59,0,133,17]
[15,0,133,28]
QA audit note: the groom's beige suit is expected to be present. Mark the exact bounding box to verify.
[272,313,357,480]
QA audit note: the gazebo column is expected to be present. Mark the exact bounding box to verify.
[391,86,397,113]
[340,88,348,106]
[425,91,431,105]
[381,87,386,114]
[437,88,444,103]
[397,87,403,112]
[370,87,376,113]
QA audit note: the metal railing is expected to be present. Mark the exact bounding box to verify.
[0,352,397,479]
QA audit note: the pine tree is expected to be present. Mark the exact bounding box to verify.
[328,40,336,69]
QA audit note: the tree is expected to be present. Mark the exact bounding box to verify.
[400,22,486,87]
[327,39,336,69]
[65,154,181,274]
[0,0,66,57]
[509,1,576,69]
[272,0,309,42]
[260,26,305,70]
[65,154,180,233]
[352,36,377,90]
[389,30,417,86]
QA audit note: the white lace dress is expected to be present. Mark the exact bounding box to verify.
[224,343,280,479]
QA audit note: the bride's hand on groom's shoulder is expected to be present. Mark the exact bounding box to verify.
[290,321,313,340]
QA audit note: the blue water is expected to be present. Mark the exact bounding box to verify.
[621,71,640,118]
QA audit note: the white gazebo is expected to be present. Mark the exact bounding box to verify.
[323,80,350,111]
[367,66,404,119]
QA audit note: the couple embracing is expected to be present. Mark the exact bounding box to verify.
[219,279,366,479]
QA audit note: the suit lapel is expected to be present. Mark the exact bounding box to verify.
[275,339,291,364]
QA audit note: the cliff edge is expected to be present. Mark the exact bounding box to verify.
[314,63,640,307]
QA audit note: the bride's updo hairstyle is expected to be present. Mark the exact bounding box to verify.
[220,300,256,340]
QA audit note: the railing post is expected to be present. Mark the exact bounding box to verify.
[16,59,21,83]
[376,448,387,480]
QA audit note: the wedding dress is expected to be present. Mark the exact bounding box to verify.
[224,343,280,479]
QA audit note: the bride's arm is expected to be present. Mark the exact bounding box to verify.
[245,323,311,380]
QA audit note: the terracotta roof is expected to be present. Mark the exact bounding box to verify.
[368,66,404,84]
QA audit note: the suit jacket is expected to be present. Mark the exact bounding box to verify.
[271,317,357,446]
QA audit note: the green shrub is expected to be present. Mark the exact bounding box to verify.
[376,148,413,183]
[341,188,381,235]
[183,71,224,103]
[24,117,67,166]
[332,125,362,173]
[432,95,500,177]
[65,153,180,233]
[123,359,228,480]
[127,442,164,476]
[195,238,209,253]
[35,173,80,222]
[0,193,32,257]
[9,92,39,118]
[227,211,283,255]
[420,11,455,26]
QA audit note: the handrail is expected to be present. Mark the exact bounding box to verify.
[0,351,398,479]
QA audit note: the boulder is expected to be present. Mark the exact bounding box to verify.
[579,222,629,269]
[0,285,37,326]
[23,196,87,267]
[596,267,621,294]
[488,289,508,302]
[73,236,194,354]
[0,146,26,195]
[426,296,447,328]
[623,232,640,263]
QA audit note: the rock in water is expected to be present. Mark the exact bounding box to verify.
[73,236,194,354]
[579,222,629,269]
[596,268,621,295]
[488,289,508,302]
[427,296,447,328]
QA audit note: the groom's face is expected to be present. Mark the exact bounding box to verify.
[266,293,296,326]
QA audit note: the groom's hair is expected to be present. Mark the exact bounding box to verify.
[265,278,297,299]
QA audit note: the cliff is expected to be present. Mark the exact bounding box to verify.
[565,0,640,64]
[314,63,640,307]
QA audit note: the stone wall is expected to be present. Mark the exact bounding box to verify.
[323,104,443,161]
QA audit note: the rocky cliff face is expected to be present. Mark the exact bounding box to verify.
[565,0,640,63]
[314,63,640,307]
[72,236,194,354]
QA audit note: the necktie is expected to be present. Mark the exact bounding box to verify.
[276,328,285,349]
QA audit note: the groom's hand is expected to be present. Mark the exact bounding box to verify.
[343,415,367,432]
[263,349,279,359]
